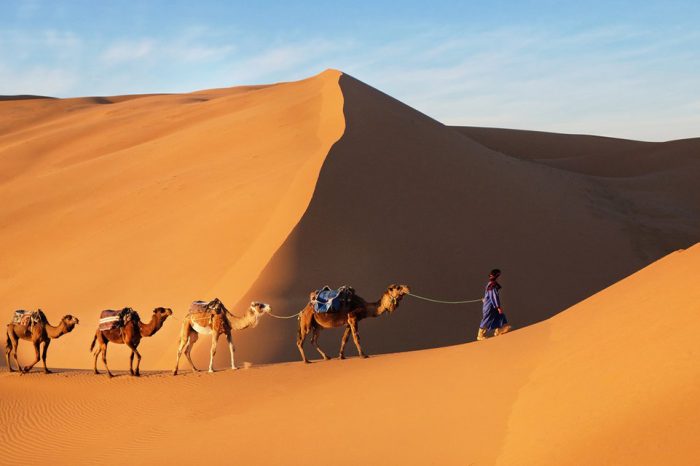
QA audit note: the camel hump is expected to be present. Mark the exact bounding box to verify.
[12,310,33,327]
[98,308,138,331]
[189,299,226,313]
[312,285,356,313]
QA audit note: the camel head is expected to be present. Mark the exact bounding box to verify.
[385,284,411,313]
[250,302,271,316]
[61,315,80,332]
[152,307,173,323]
[247,302,271,328]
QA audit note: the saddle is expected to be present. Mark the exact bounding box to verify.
[11,309,46,328]
[311,285,356,313]
[98,308,137,331]
[187,299,229,330]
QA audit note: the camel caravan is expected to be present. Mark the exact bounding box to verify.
[3,283,414,376]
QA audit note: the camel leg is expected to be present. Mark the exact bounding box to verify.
[93,346,101,374]
[129,351,135,375]
[311,327,329,360]
[174,335,187,376]
[22,340,42,373]
[349,319,368,358]
[126,342,142,376]
[297,316,311,363]
[5,330,17,372]
[338,326,351,359]
[226,332,237,370]
[101,342,114,378]
[41,339,52,374]
[185,332,199,372]
[11,334,22,373]
[208,334,218,373]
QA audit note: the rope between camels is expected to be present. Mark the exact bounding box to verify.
[407,293,483,305]
[268,311,302,319]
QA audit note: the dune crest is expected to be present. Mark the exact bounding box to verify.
[0,69,344,369]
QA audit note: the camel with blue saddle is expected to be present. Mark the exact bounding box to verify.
[297,284,410,363]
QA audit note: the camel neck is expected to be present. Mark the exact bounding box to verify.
[231,311,258,331]
[139,316,163,337]
[45,321,68,339]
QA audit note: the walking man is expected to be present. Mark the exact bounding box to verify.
[477,268,512,340]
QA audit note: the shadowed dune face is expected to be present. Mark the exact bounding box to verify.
[234,73,700,363]
[0,70,344,369]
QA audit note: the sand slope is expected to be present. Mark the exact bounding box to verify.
[235,73,700,363]
[0,70,344,369]
[1,244,698,465]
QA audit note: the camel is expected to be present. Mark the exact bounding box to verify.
[5,310,80,374]
[173,299,271,375]
[90,307,172,377]
[297,284,410,363]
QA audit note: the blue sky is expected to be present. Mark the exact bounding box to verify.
[2,1,699,141]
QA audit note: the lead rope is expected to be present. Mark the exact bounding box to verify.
[407,293,483,305]
[267,311,302,319]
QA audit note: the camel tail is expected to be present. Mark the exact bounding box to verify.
[89,333,97,352]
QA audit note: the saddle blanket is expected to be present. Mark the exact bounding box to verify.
[12,310,34,327]
[99,308,134,331]
[313,286,355,313]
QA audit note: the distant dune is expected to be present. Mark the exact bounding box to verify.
[1,244,698,465]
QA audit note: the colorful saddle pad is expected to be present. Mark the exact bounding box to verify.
[12,310,35,326]
[312,285,355,313]
[99,308,135,331]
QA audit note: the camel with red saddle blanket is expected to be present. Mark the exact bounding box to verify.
[4,309,80,373]
[173,299,270,375]
[90,307,172,377]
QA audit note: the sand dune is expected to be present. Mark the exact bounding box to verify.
[0,70,343,369]
[235,73,700,363]
[1,244,698,465]
[2,70,699,372]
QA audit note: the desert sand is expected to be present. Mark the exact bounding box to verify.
[1,70,699,465]
[1,244,698,465]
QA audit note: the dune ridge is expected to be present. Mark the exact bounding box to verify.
[234,72,700,364]
[0,70,344,369]
[2,70,699,371]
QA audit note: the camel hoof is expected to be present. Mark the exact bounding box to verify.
[172,371,178,376]
[208,369,214,373]
[322,356,330,361]
[230,366,238,371]
[303,360,311,364]
[44,370,52,374]
[361,354,369,359]
[108,373,114,378]
[338,355,345,360]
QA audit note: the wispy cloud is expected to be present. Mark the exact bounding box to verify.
[101,39,155,64]
[1,20,698,140]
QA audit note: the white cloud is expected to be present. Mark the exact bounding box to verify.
[100,39,155,65]
[0,64,76,96]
